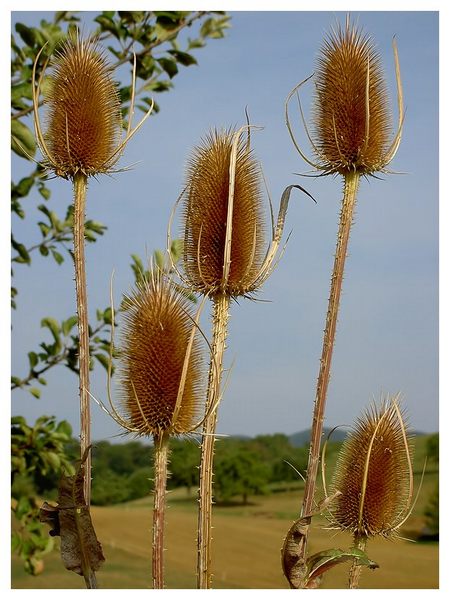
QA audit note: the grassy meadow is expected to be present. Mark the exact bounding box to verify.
[12,434,438,589]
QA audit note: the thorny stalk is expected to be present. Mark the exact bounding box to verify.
[197,292,230,589]
[300,171,360,556]
[73,174,98,590]
[73,173,93,507]
[152,432,170,589]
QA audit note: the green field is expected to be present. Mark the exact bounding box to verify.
[12,462,438,589]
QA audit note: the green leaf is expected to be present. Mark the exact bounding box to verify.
[200,17,214,38]
[94,14,115,28]
[304,547,379,587]
[11,237,31,265]
[94,353,110,371]
[157,57,178,78]
[15,23,36,46]
[85,220,107,235]
[11,119,36,159]
[38,377,47,386]
[153,249,165,270]
[11,81,33,104]
[142,79,172,93]
[11,377,23,388]
[168,49,198,66]
[28,351,38,369]
[118,11,145,23]
[15,496,32,520]
[51,249,64,265]
[38,185,51,200]
[170,238,183,263]
[102,307,113,325]
[45,451,61,470]
[188,37,206,50]
[29,387,41,399]
[41,317,61,350]
[11,531,22,553]
[12,176,35,199]
[131,254,144,273]
[38,204,58,228]
[56,420,72,438]
[38,222,51,237]
[61,316,78,336]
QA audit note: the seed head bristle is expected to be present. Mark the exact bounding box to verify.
[313,20,391,174]
[182,128,266,297]
[44,33,122,178]
[118,272,205,437]
[329,398,413,538]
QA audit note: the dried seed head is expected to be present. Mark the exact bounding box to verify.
[118,272,205,437]
[43,33,122,178]
[182,128,266,297]
[313,19,392,174]
[329,397,413,538]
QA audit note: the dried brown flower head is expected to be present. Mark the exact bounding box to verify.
[182,128,266,297]
[32,32,153,180]
[118,271,205,437]
[329,396,414,538]
[285,17,403,176]
[313,20,391,174]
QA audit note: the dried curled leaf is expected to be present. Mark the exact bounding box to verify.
[39,452,105,576]
[281,516,310,588]
[281,491,342,588]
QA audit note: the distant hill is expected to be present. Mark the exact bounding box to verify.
[288,428,430,448]
[288,427,349,447]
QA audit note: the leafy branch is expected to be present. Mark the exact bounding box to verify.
[11,309,115,395]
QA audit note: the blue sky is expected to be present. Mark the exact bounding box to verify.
[10,9,439,442]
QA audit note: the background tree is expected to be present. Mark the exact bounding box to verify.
[423,433,439,539]
[11,9,230,574]
[169,438,201,495]
[214,440,271,505]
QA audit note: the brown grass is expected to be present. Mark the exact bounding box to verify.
[12,483,438,589]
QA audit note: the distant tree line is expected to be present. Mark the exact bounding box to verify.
[12,432,312,506]
[91,433,312,505]
[12,430,439,532]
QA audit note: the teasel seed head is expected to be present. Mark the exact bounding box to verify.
[285,16,403,175]
[329,395,414,538]
[32,31,153,180]
[41,34,121,178]
[182,127,266,297]
[118,270,205,437]
[312,19,392,175]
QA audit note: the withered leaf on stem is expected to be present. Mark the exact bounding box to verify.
[39,453,105,576]
[281,516,310,589]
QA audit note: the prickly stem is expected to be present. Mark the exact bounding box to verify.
[300,171,360,556]
[197,292,230,589]
[152,432,170,589]
[349,534,368,588]
[73,173,92,507]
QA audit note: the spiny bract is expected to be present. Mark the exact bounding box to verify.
[329,399,413,538]
[44,34,122,178]
[182,128,266,297]
[118,272,204,437]
[313,20,392,174]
